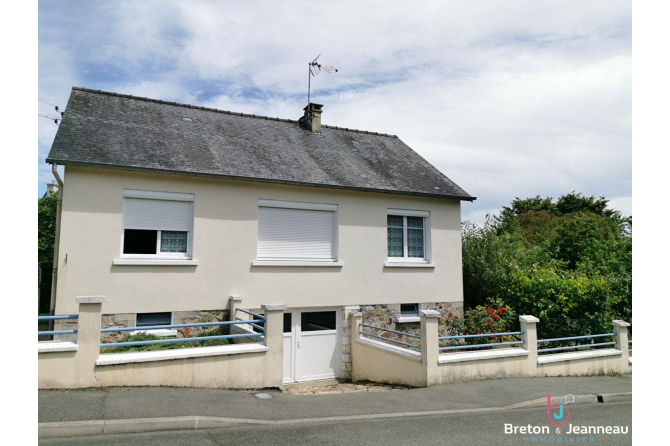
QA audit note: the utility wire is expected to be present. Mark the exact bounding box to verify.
[39,98,64,114]
[38,114,60,124]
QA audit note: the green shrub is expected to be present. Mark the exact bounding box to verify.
[102,329,229,353]
[439,298,518,350]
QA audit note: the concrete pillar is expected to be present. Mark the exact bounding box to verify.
[612,320,631,373]
[229,296,243,321]
[260,304,286,386]
[350,312,362,382]
[75,296,104,385]
[350,312,362,343]
[341,306,360,380]
[420,310,441,386]
[519,315,539,376]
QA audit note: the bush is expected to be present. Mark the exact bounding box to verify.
[439,298,518,350]
[103,329,229,353]
[461,193,631,333]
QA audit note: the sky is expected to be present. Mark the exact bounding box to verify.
[37,0,632,224]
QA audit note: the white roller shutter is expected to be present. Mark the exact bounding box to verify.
[124,198,193,231]
[258,207,335,260]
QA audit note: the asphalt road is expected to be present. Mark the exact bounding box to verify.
[39,401,632,446]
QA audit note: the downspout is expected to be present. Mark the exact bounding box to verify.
[49,163,63,317]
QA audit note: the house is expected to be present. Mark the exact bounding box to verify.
[45,87,475,383]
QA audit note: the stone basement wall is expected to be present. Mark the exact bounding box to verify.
[360,302,463,349]
[54,310,230,343]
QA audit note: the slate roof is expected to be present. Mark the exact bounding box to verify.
[47,87,475,201]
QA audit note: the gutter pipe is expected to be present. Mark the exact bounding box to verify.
[49,164,63,319]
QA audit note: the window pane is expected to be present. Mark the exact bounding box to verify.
[400,303,419,317]
[407,217,424,258]
[301,311,336,331]
[407,217,424,228]
[136,312,171,327]
[123,229,157,254]
[400,303,418,313]
[284,313,292,333]
[387,215,404,228]
[160,231,188,253]
[387,216,404,257]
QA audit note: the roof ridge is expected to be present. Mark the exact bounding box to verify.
[71,87,397,137]
[321,124,397,138]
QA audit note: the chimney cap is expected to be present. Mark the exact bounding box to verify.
[303,103,324,112]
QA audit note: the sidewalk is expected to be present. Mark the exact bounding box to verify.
[39,374,632,438]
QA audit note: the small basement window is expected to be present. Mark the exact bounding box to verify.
[400,304,419,317]
[136,312,172,327]
[397,304,420,323]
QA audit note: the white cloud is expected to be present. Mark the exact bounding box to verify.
[38,0,632,217]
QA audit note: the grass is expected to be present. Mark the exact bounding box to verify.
[101,329,229,353]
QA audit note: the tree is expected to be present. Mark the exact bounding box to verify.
[462,193,631,336]
[38,193,58,314]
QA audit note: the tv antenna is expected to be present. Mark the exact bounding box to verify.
[307,54,338,105]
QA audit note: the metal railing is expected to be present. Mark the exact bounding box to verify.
[235,309,265,332]
[38,315,78,336]
[100,317,265,349]
[438,331,524,352]
[628,339,632,354]
[359,323,421,350]
[537,333,616,354]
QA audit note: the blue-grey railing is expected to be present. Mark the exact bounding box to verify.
[438,331,524,352]
[236,309,263,319]
[38,315,78,336]
[235,309,265,332]
[100,318,265,349]
[628,339,632,353]
[359,323,421,350]
[537,332,616,354]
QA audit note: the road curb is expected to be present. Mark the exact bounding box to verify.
[598,392,632,403]
[38,392,632,439]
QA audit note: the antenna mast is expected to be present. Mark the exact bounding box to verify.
[307,54,338,105]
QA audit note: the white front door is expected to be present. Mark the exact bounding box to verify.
[283,308,340,383]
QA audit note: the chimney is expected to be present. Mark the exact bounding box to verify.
[299,103,324,133]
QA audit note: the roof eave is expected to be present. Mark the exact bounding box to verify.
[46,159,477,202]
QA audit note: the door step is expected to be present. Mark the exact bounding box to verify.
[280,379,340,391]
[281,379,410,395]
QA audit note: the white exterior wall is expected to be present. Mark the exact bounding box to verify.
[54,166,464,315]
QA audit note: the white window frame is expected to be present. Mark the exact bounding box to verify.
[397,303,422,323]
[114,190,197,266]
[253,199,342,267]
[385,209,434,267]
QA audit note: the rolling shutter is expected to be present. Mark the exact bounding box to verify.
[124,198,193,231]
[258,207,335,260]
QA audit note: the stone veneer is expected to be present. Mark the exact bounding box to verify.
[340,306,360,380]
[53,310,230,343]
[360,302,463,349]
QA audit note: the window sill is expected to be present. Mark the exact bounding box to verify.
[128,329,179,337]
[396,316,421,323]
[113,259,199,266]
[252,260,344,267]
[384,262,436,268]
